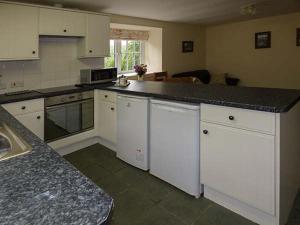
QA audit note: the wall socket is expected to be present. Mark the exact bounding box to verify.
[10,81,24,88]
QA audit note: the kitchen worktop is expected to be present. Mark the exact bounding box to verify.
[102,81,300,113]
[0,81,300,112]
[0,106,113,225]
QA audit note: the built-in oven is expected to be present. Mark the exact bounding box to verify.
[44,91,94,142]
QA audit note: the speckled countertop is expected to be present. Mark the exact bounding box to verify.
[102,81,300,113]
[1,81,299,113]
[0,106,113,225]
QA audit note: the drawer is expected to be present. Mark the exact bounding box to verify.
[201,104,275,134]
[97,90,117,103]
[2,98,44,116]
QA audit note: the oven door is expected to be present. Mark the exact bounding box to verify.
[45,99,94,142]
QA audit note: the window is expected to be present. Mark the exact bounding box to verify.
[105,40,145,74]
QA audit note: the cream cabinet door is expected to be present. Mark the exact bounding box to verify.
[16,111,44,140]
[97,100,116,144]
[0,3,39,60]
[78,14,110,58]
[39,8,85,36]
[200,122,275,215]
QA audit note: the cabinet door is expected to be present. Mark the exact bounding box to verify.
[0,3,39,60]
[16,111,44,140]
[98,101,116,143]
[39,8,85,36]
[200,122,275,215]
[78,14,110,57]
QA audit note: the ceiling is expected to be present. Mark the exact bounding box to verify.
[16,0,300,24]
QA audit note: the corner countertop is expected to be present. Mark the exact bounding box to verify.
[0,81,300,112]
[0,106,113,225]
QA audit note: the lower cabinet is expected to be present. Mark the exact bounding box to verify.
[201,122,275,215]
[16,111,44,140]
[2,99,44,140]
[95,90,117,144]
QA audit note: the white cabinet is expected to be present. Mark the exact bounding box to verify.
[39,8,85,36]
[201,122,275,215]
[2,99,44,140]
[98,100,116,143]
[0,3,39,60]
[16,111,44,140]
[78,14,110,58]
[95,91,117,144]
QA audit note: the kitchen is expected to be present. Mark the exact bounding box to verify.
[0,1,300,225]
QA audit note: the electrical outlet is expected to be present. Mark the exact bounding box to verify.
[10,81,24,88]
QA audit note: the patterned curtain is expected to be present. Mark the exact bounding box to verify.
[110,28,149,40]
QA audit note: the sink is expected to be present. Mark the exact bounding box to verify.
[0,123,32,161]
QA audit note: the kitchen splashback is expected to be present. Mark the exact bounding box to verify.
[0,37,104,94]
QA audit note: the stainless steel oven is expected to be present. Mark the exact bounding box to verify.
[44,91,94,142]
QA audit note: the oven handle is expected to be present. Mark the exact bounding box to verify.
[45,99,94,110]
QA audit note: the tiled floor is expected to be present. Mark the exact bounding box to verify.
[64,143,297,225]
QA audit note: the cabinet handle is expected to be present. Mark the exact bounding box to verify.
[21,106,26,110]
[32,51,36,54]
[37,116,41,120]
[229,115,234,121]
[110,107,114,111]
[89,50,93,53]
[63,29,67,32]
[203,130,208,135]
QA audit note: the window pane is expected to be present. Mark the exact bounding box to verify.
[121,40,127,53]
[121,54,127,71]
[105,40,115,68]
[134,41,141,52]
[134,53,141,66]
[128,53,134,71]
[127,41,135,53]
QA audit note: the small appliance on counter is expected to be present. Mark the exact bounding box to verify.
[80,68,117,85]
[115,75,130,87]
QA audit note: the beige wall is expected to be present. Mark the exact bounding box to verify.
[206,12,300,89]
[110,15,206,76]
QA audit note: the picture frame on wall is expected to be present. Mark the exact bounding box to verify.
[297,28,300,46]
[255,31,271,49]
[182,41,194,53]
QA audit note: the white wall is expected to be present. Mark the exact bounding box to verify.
[0,37,104,94]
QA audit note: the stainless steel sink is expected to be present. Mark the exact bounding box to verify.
[0,123,32,161]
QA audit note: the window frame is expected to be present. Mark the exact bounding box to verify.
[106,39,145,74]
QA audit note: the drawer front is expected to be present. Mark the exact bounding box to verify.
[2,99,44,116]
[201,104,275,134]
[98,90,117,103]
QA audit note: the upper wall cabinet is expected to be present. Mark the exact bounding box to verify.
[0,3,39,61]
[39,8,86,37]
[78,14,110,58]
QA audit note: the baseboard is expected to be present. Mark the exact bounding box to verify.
[204,186,279,225]
[54,137,100,156]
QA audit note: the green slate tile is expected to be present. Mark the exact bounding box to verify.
[132,206,187,225]
[160,190,211,224]
[79,164,111,182]
[111,188,155,225]
[95,173,130,197]
[193,204,257,225]
[98,157,128,173]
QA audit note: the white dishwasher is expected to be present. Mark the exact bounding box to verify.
[117,94,149,171]
[150,99,201,197]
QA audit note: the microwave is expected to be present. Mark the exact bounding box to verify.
[80,68,117,84]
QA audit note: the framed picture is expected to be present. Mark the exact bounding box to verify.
[182,41,193,53]
[297,28,300,46]
[255,32,271,49]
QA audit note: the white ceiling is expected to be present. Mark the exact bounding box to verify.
[17,0,300,24]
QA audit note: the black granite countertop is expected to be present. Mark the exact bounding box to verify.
[0,106,113,225]
[0,81,299,112]
[101,81,300,113]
